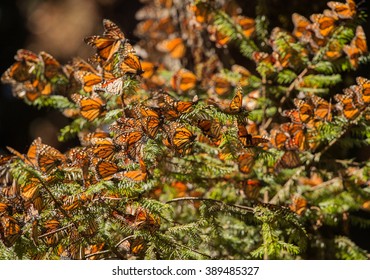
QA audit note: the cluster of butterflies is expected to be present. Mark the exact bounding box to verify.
[134,0,255,96]
[1,49,68,103]
[189,1,256,47]
[0,146,159,258]
[0,18,167,252]
[292,0,367,68]
[270,76,370,168]
[2,0,370,257]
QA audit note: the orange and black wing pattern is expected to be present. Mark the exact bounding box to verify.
[84,19,127,62]
[71,93,106,121]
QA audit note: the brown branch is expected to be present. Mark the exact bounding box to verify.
[85,249,111,259]
[38,223,74,239]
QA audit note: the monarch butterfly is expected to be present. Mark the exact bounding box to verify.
[157,37,186,59]
[42,219,66,246]
[308,33,328,53]
[138,106,163,138]
[93,77,123,95]
[309,10,338,39]
[282,99,314,125]
[71,57,99,73]
[197,119,222,144]
[310,94,332,121]
[115,53,143,76]
[1,50,53,103]
[0,155,16,193]
[238,179,261,200]
[289,195,307,215]
[327,0,356,19]
[39,51,63,81]
[65,147,90,176]
[170,68,197,92]
[84,19,127,62]
[275,150,301,170]
[276,123,307,151]
[114,130,144,160]
[26,80,53,102]
[285,126,306,151]
[135,18,156,36]
[271,128,289,149]
[114,128,144,147]
[172,126,196,152]
[237,122,269,147]
[79,131,110,146]
[237,16,256,38]
[0,215,21,247]
[21,177,40,202]
[0,203,11,214]
[136,15,174,38]
[292,13,311,40]
[93,159,122,181]
[140,61,166,89]
[164,124,196,154]
[89,137,120,161]
[252,51,275,64]
[356,76,370,104]
[237,152,255,174]
[14,48,40,64]
[334,90,362,120]
[208,25,231,47]
[115,205,159,230]
[36,142,66,174]
[140,61,160,78]
[210,73,232,96]
[153,91,197,120]
[110,117,141,135]
[71,93,106,121]
[122,169,147,182]
[6,137,40,167]
[1,49,38,85]
[74,70,103,93]
[130,207,160,230]
[0,152,13,174]
[231,64,251,86]
[343,26,368,69]
[225,85,243,114]
[324,39,343,60]
[121,159,148,182]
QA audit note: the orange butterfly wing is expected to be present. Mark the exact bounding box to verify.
[227,86,243,114]
[327,0,356,19]
[170,69,197,92]
[84,19,126,62]
[0,215,21,247]
[157,37,186,59]
[72,93,106,121]
[237,152,255,174]
[36,142,66,174]
[356,76,370,104]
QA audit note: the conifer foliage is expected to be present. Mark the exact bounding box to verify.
[0,0,370,259]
